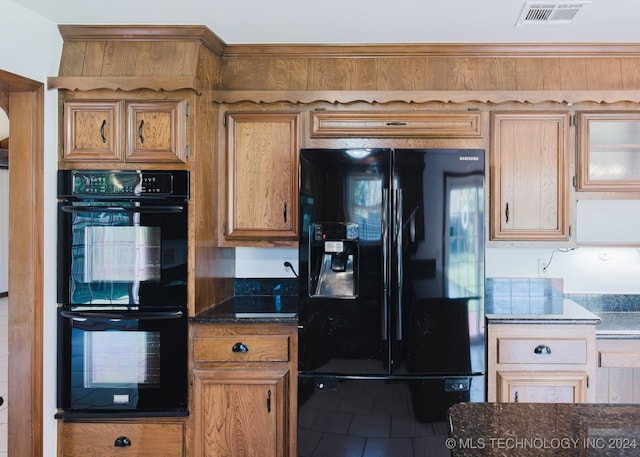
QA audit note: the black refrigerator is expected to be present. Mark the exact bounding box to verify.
[297,148,485,457]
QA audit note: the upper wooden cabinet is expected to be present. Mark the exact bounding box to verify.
[310,110,482,138]
[62,98,190,164]
[577,111,640,191]
[222,111,300,246]
[490,111,570,241]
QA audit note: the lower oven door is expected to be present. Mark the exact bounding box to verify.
[57,305,188,415]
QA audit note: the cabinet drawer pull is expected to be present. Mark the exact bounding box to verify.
[283,201,287,223]
[114,436,132,447]
[534,344,552,355]
[385,121,408,126]
[514,391,519,403]
[138,119,145,144]
[505,202,510,224]
[267,389,272,413]
[100,119,107,143]
[232,342,249,353]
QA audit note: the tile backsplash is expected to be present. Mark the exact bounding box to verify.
[234,278,298,296]
[486,277,640,314]
[485,278,564,314]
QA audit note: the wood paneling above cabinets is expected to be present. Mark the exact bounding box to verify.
[219,54,640,93]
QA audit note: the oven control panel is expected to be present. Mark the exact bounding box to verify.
[58,170,190,198]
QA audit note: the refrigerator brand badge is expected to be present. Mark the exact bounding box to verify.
[459,156,479,161]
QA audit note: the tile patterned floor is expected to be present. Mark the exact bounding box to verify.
[298,378,452,457]
[0,296,7,457]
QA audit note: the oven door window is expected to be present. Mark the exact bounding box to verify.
[59,201,187,305]
[85,329,161,388]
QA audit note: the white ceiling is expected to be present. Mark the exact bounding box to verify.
[8,0,640,45]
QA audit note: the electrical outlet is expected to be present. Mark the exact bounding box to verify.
[538,259,549,276]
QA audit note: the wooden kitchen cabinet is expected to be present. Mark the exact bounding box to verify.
[59,420,185,456]
[62,98,190,164]
[490,111,570,241]
[596,338,640,403]
[487,323,597,403]
[310,110,482,138]
[222,112,300,245]
[191,322,298,457]
[577,111,640,191]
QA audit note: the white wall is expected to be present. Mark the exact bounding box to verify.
[238,244,640,295]
[1,1,62,455]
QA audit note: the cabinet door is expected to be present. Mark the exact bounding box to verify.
[126,100,188,163]
[63,100,123,162]
[490,112,570,240]
[577,111,640,191]
[497,371,587,403]
[224,112,299,244]
[193,369,288,457]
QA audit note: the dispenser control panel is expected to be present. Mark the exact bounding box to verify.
[312,222,359,242]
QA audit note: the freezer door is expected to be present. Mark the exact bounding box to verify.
[392,149,485,376]
[298,148,392,375]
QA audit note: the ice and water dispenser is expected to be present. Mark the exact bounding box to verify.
[308,222,359,299]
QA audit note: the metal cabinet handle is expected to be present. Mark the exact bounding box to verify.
[283,201,287,223]
[138,119,145,144]
[534,344,552,355]
[267,389,272,413]
[232,342,249,353]
[385,121,408,126]
[514,391,519,403]
[100,119,107,143]
[505,202,510,224]
[114,436,132,447]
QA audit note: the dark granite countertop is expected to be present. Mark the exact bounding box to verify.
[448,402,640,457]
[191,295,298,324]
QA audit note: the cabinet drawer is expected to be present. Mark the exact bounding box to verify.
[193,335,290,362]
[310,110,482,138]
[498,338,587,364]
[61,421,184,456]
[599,350,640,368]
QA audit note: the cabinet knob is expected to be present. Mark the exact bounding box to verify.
[232,342,249,353]
[534,344,552,355]
[114,436,132,447]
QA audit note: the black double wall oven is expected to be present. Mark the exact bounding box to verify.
[56,170,189,417]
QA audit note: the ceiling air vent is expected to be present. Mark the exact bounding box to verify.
[517,2,590,25]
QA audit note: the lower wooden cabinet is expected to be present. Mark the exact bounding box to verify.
[193,368,288,457]
[596,338,640,403]
[191,322,298,457]
[487,323,597,403]
[59,420,185,456]
[496,370,588,403]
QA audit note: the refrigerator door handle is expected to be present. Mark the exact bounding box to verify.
[382,188,390,341]
[395,189,403,341]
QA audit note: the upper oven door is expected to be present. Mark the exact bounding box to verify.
[57,200,188,306]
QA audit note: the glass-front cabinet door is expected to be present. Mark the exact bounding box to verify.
[577,112,640,191]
